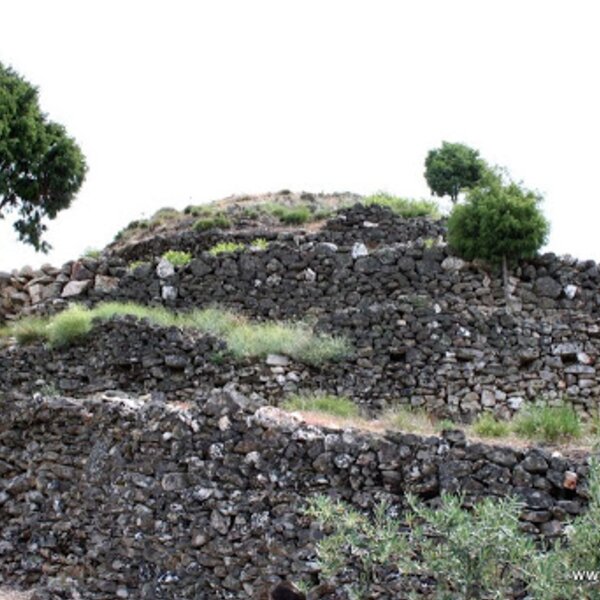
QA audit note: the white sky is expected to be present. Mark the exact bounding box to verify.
[1,0,599,271]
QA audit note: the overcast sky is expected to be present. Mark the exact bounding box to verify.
[1,0,599,271]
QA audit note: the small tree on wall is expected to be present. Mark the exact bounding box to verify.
[447,176,549,306]
[424,141,487,204]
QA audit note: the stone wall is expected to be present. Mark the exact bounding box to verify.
[3,205,600,418]
[0,390,593,598]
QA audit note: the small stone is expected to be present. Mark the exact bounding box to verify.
[94,275,119,293]
[441,256,466,272]
[564,284,578,299]
[161,285,177,300]
[508,396,524,410]
[303,268,317,282]
[266,354,290,367]
[156,257,175,278]
[481,390,496,407]
[351,242,369,259]
[61,279,91,298]
[563,471,578,490]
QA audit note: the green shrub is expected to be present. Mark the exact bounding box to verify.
[162,250,192,266]
[283,393,359,419]
[472,413,511,438]
[46,305,93,347]
[193,213,231,231]
[364,192,439,218]
[208,241,245,256]
[514,403,582,442]
[249,237,269,250]
[307,461,600,599]
[263,203,312,224]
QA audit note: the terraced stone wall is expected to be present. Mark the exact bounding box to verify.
[0,391,593,598]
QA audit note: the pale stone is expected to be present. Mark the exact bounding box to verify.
[61,280,91,298]
[351,242,369,259]
[156,257,175,279]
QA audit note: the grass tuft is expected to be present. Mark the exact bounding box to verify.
[364,192,440,218]
[208,241,246,256]
[46,305,94,347]
[513,403,582,442]
[472,413,511,438]
[194,213,231,231]
[11,316,50,344]
[0,302,351,365]
[250,237,269,250]
[282,393,359,418]
[262,203,312,224]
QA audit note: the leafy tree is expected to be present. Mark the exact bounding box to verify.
[424,141,486,203]
[0,62,87,251]
[447,176,549,305]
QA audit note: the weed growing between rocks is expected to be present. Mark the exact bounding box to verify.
[193,213,231,231]
[306,461,600,600]
[208,241,246,256]
[0,302,351,363]
[161,250,192,266]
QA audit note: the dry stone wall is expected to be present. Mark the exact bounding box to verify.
[0,390,594,598]
[3,205,600,418]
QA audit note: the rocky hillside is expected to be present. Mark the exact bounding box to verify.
[0,192,599,599]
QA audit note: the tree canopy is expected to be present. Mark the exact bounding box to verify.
[447,177,549,265]
[0,62,87,251]
[424,141,486,203]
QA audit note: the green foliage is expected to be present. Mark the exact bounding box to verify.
[263,203,312,224]
[162,250,192,266]
[82,247,101,259]
[46,305,93,347]
[364,192,440,218]
[306,496,410,598]
[128,260,149,272]
[193,213,231,231]
[225,321,351,364]
[10,316,49,344]
[1,302,350,365]
[448,178,549,265]
[424,141,486,203]
[513,403,582,442]
[249,237,269,250]
[407,493,535,599]
[208,241,245,256]
[472,413,511,438]
[283,393,359,418]
[0,62,87,251]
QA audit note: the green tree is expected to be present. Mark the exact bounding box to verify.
[0,62,87,251]
[447,176,549,305]
[424,141,486,203]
